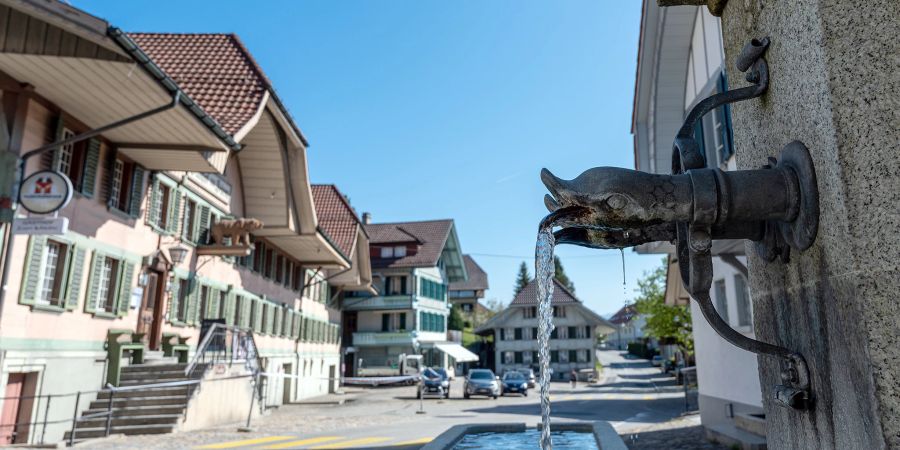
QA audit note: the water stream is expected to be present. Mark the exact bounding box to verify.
[535,225,556,450]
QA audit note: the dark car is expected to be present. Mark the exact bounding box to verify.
[418,367,450,399]
[516,368,536,388]
[464,369,500,399]
[501,371,529,397]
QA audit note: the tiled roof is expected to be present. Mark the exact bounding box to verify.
[311,185,361,259]
[129,33,269,136]
[365,220,453,269]
[608,304,638,325]
[449,255,489,291]
[510,279,579,306]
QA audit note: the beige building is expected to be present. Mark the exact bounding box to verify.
[0,1,370,444]
[448,255,489,328]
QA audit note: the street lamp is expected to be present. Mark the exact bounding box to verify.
[168,244,189,266]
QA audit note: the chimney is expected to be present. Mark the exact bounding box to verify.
[362,212,372,225]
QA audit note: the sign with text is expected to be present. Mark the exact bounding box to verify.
[18,170,72,214]
[12,217,69,235]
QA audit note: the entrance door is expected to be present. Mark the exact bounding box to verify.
[137,271,167,350]
[282,364,293,404]
[0,374,24,444]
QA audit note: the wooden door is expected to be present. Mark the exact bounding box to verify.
[138,271,166,350]
[0,374,24,444]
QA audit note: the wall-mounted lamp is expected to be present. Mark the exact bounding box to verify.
[168,244,189,266]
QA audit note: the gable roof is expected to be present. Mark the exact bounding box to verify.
[608,304,638,325]
[311,184,363,260]
[510,279,579,306]
[449,255,489,291]
[365,219,454,269]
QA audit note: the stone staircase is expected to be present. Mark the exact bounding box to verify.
[65,363,205,443]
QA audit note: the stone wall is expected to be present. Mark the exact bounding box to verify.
[718,1,900,448]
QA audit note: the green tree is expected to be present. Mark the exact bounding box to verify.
[448,304,465,331]
[514,261,531,296]
[554,256,575,293]
[632,258,694,358]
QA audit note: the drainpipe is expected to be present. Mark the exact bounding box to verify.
[0,94,182,326]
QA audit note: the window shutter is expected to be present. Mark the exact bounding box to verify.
[80,138,101,198]
[381,313,389,332]
[197,205,211,245]
[167,191,181,234]
[64,246,86,310]
[146,176,160,225]
[207,288,219,318]
[292,314,300,339]
[186,278,199,325]
[266,304,275,334]
[241,296,251,328]
[399,312,406,330]
[224,291,236,325]
[274,307,282,336]
[254,300,263,331]
[84,252,104,313]
[19,236,47,305]
[104,148,117,208]
[50,115,65,171]
[128,166,145,217]
[718,71,735,162]
[169,276,181,321]
[116,261,135,316]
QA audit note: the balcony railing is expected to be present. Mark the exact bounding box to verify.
[343,295,414,311]
[352,331,416,347]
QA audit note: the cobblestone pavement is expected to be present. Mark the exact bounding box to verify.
[619,413,731,450]
[83,351,693,449]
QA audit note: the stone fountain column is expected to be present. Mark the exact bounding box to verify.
[716,1,899,449]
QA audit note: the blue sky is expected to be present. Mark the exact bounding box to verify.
[78,0,664,317]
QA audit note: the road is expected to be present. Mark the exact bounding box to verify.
[88,351,686,449]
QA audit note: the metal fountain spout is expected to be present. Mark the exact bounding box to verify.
[540,38,820,411]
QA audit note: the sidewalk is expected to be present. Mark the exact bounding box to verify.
[620,413,730,450]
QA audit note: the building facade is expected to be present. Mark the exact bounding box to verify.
[604,305,648,351]
[448,255,489,329]
[632,1,764,446]
[476,279,613,379]
[341,219,474,375]
[0,1,370,443]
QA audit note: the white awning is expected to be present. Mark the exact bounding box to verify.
[435,343,479,363]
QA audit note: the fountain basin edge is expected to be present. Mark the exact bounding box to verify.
[421,421,627,450]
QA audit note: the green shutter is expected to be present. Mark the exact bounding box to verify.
[225,291,236,325]
[83,252,104,313]
[64,246,86,310]
[266,304,275,334]
[241,296,251,328]
[50,116,64,171]
[207,288,219,318]
[292,314,300,339]
[399,313,406,331]
[167,191,181,234]
[169,276,181,322]
[198,205,210,245]
[128,166,144,217]
[253,300,263,331]
[19,236,47,305]
[186,278,199,325]
[301,318,308,341]
[146,177,160,225]
[104,147,117,208]
[116,260,135,316]
[274,307,282,336]
[80,138,100,198]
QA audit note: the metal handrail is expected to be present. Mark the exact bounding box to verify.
[184,323,263,378]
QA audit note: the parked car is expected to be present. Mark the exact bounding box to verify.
[464,369,500,399]
[418,367,450,399]
[651,355,664,367]
[516,368,537,388]
[501,371,529,397]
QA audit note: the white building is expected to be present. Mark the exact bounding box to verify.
[632,1,766,447]
[475,279,614,379]
[604,305,647,351]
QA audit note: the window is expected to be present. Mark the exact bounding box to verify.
[253,242,266,273]
[693,71,735,169]
[558,327,569,339]
[275,255,285,284]
[714,279,730,323]
[503,351,514,365]
[550,328,558,340]
[38,240,69,307]
[199,286,210,320]
[514,352,523,364]
[568,350,577,363]
[524,352,533,364]
[380,247,394,258]
[151,184,171,229]
[292,265,303,292]
[524,307,536,319]
[394,246,406,257]
[106,153,142,216]
[533,327,539,340]
[233,295,242,326]
[550,351,559,363]
[181,199,197,242]
[382,312,407,332]
[109,160,123,207]
[385,276,407,295]
[514,328,523,340]
[553,306,566,318]
[735,275,752,327]
[264,247,275,279]
[568,326,577,340]
[532,351,539,364]
[93,257,119,313]
[461,303,473,312]
[217,290,227,319]
[499,328,505,341]
[577,350,588,363]
[419,278,445,300]
[584,326,592,339]
[175,279,190,323]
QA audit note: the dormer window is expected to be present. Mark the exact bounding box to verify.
[379,246,407,258]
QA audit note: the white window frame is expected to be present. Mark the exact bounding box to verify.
[393,246,406,257]
[38,240,67,306]
[380,247,394,258]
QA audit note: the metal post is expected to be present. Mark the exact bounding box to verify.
[104,390,114,437]
[68,392,81,447]
[40,395,51,445]
[416,379,425,415]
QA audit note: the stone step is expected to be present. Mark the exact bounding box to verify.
[76,413,182,429]
[89,395,188,409]
[65,423,176,440]
[96,386,191,399]
[118,377,196,388]
[121,369,188,380]
[82,405,187,417]
[734,413,766,437]
[707,424,767,450]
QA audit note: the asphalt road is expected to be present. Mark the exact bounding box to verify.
[87,351,686,449]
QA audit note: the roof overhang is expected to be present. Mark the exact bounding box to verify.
[0,1,236,173]
[440,224,468,283]
[328,226,374,291]
[254,227,350,270]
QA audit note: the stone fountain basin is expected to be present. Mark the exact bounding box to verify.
[421,421,627,450]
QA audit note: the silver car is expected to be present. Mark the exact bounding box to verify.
[464,369,500,399]
[516,368,537,388]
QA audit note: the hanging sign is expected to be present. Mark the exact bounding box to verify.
[12,216,69,235]
[18,170,72,214]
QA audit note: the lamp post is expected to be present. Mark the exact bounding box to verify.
[168,243,189,266]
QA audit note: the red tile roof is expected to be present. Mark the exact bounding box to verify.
[510,279,580,306]
[129,33,269,136]
[311,185,361,259]
[608,304,638,325]
[449,255,489,291]
[365,220,454,269]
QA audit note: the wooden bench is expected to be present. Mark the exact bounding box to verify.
[162,332,190,364]
[105,329,145,386]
